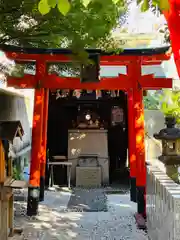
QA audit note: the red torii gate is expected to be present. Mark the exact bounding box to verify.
[1,45,172,218]
[163,0,180,77]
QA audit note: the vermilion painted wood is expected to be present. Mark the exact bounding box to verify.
[101,54,170,63]
[29,60,46,188]
[125,61,146,213]
[42,74,131,90]
[7,76,35,88]
[134,87,146,187]
[126,62,138,184]
[13,59,163,66]
[139,75,172,89]
[163,1,180,77]
[127,88,136,181]
[99,60,163,66]
[7,74,172,90]
[5,51,170,63]
[39,88,49,201]
[40,89,49,178]
[7,74,131,90]
[29,88,44,187]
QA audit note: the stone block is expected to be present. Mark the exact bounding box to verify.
[76,166,101,187]
[68,129,109,184]
[147,163,180,240]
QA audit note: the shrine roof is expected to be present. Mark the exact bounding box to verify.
[0,44,170,56]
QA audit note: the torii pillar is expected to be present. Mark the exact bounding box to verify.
[163,2,180,77]
[127,89,137,203]
[127,59,172,216]
[127,61,146,212]
[27,60,46,216]
[133,60,146,216]
[39,88,49,202]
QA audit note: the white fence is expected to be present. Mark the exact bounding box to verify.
[146,160,180,240]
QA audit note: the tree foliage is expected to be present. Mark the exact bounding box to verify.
[144,92,160,110]
[138,0,169,12]
[159,90,180,123]
[0,0,169,50]
[38,0,169,16]
[0,0,126,53]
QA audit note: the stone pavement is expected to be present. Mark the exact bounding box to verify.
[12,188,148,240]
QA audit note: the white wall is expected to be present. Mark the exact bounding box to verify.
[144,110,164,161]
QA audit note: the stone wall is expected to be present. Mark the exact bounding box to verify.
[0,88,32,154]
[68,129,109,185]
[146,159,180,240]
[145,110,180,239]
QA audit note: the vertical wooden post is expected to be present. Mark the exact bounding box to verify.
[134,87,146,216]
[0,139,8,240]
[133,60,146,216]
[8,195,14,236]
[8,157,14,236]
[27,60,45,216]
[127,89,137,202]
[128,60,146,215]
[0,140,5,183]
[39,88,49,202]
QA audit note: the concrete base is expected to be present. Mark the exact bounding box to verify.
[27,186,40,216]
[39,176,45,202]
[134,213,146,230]
[137,186,146,215]
[130,177,136,202]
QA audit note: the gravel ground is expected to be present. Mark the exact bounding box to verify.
[67,188,108,212]
[12,187,148,240]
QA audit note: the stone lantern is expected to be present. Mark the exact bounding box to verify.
[154,116,180,182]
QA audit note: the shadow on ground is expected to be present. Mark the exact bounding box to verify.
[13,185,148,240]
[13,191,83,240]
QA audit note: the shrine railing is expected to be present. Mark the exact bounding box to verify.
[146,159,180,240]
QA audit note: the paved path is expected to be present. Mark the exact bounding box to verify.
[13,188,148,240]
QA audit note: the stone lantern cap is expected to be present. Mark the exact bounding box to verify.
[154,128,180,140]
[154,116,180,140]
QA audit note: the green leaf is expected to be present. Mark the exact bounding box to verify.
[82,0,91,7]
[112,0,120,4]
[48,0,57,8]
[141,0,149,12]
[57,0,71,16]
[38,0,51,15]
[159,0,169,10]
[152,0,160,6]
[137,0,143,4]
